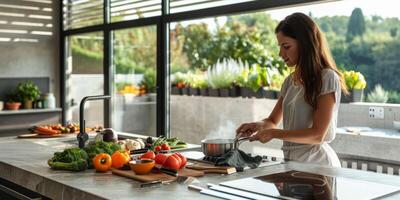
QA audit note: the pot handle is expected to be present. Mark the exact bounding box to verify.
[233,136,250,149]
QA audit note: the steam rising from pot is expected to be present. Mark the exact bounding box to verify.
[206,121,236,140]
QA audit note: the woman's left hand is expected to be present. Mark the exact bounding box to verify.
[249,129,275,143]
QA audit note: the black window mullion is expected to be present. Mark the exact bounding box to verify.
[104,0,112,128]
[156,0,170,138]
[60,0,67,125]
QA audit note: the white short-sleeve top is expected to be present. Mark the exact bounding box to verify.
[279,69,342,166]
[280,69,341,141]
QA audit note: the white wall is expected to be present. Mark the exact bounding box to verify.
[0,2,60,106]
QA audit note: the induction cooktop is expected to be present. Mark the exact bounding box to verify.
[219,170,400,200]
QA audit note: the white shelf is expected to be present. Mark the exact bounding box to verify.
[0,108,62,115]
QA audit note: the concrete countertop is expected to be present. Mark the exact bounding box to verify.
[0,135,400,200]
[331,127,400,163]
[337,126,400,139]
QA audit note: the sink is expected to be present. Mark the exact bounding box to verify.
[29,137,80,148]
[60,139,78,144]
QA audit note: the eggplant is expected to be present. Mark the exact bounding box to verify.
[102,128,118,142]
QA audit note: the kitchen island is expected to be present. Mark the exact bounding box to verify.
[0,135,400,200]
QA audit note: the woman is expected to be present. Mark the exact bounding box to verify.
[236,13,348,167]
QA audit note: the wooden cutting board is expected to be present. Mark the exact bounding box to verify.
[111,168,204,182]
[17,133,67,138]
[186,162,237,174]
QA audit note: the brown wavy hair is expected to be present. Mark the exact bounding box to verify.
[275,13,348,109]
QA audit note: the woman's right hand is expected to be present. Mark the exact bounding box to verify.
[236,121,264,138]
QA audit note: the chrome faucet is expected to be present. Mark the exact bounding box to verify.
[78,95,111,148]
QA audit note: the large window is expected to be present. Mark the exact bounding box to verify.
[112,26,157,136]
[65,32,104,127]
[62,0,400,140]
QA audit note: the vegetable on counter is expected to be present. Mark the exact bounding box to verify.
[117,138,145,152]
[102,128,118,142]
[146,136,187,151]
[34,126,61,135]
[154,153,168,165]
[31,123,103,135]
[139,151,187,170]
[140,151,155,160]
[163,155,180,170]
[47,148,89,171]
[111,151,130,169]
[84,141,121,168]
[94,128,119,143]
[93,153,112,172]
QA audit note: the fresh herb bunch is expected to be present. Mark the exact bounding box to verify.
[16,81,41,101]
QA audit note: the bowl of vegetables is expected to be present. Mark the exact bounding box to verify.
[129,159,155,175]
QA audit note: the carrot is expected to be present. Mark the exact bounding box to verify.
[35,126,60,135]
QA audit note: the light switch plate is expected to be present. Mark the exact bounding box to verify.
[369,107,384,119]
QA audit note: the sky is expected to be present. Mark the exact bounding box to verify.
[268,0,400,20]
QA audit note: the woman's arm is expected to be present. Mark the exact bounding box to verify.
[252,92,336,144]
[261,96,284,129]
[236,97,284,137]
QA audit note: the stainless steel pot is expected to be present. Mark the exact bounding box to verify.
[201,137,249,157]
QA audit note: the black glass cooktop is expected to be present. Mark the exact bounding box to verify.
[219,170,400,200]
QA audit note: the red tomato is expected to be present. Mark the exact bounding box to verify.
[171,154,182,167]
[154,153,169,165]
[161,143,170,151]
[140,151,155,160]
[174,152,187,169]
[154,145,162,152]
[162,155,180,170]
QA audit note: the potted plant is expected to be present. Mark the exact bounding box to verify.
[237,65,263,98]
[207,59,242,97]
[16,81,40,109]
[5,92,21,110]
[247,70,263,98]
[198,78,209,96]
[366,84,388,103]
[342,70,367,103]
[140,68,157,101]
[186,72,204,96]
[171,72,187,95]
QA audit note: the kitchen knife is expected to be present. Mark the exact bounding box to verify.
[140,176,195,188]
[159,167,178,177]
[130,148,149,155]
[140,179,174,188]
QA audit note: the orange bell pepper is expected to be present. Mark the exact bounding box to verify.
[93,153,112,172]
[111,151,130,169]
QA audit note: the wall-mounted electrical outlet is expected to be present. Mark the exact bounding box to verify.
[369,107,384,119]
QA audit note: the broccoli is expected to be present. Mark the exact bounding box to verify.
[48,148,88,171]
[84,141,121,168]
[48,159,88,171]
